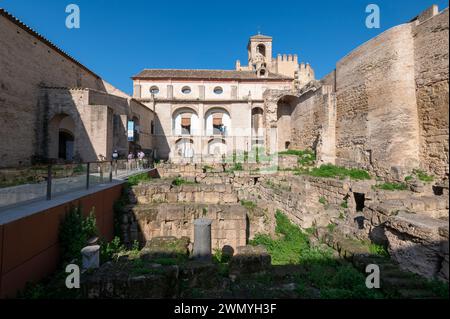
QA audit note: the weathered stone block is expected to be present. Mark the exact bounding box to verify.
[229,245,271,275]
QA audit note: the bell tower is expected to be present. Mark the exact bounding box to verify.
[247,34,273,77]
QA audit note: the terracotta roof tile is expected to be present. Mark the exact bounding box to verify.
[132,69,292,80]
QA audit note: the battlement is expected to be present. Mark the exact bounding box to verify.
[276,53,298,63]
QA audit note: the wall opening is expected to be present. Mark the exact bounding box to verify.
[48,113,76,161]
[354,193,365,212]
[276,95,298,151]
[256,44,266,57]
[432,185,444,196]
[58,131,74,160]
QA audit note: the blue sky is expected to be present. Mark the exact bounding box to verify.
[1,0,448,94]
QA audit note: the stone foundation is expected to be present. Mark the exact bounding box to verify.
[120,165,449,282]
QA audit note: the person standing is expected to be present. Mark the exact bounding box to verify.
[138,150,145,169]
[127,152,134,171]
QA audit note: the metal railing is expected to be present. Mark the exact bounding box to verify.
[0,158,152,211]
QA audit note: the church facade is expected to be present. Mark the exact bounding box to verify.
[132,34,314,163]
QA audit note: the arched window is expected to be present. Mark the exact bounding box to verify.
[256,44,266,57]
[181,86,191,94]
[208,138,227,156]
[175,138,194,158]
[213,86,223,94]
[173,108,199,136]
[205,108,231,136]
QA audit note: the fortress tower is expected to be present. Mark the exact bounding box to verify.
[235,34,315,87]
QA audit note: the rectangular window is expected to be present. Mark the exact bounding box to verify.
[127,120,134,141]
[181,117,191,135]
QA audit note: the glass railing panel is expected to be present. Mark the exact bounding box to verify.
[0,164,49,209]
[51,163,87,198]
[88,162,111,188]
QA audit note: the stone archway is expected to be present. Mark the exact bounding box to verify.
[276,95,298,151]
[262,89,299,154]
[175,138,194,159]
[48,113,76,160]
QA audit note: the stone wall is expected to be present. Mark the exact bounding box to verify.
[287,6,448,181]
[237,174,372,229]
[291,83,336,164]
[126,165,449,281]
[412,8,449,179]
[131,181,238,205]
[0,10,154,167]
[335,23,420,176]
[130,203,247,252]
[34,88,153,162]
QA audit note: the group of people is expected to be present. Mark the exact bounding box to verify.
[112,149,147,170]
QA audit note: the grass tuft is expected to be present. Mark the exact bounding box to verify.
[374,182,408,191]
[298,164,371,180]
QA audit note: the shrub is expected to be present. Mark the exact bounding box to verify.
[240,200,257,210]
[278,149,316,167]
[100,236,127,262]
[413,169,434,183]
[250,211,311,265]
[327,223,336,233]
[340,201,348,208]
[368,243,389,257]
[59,206,97,264]
[127,172,151,186]
[319,196,328,206]
[232,162,243,171]
[172,177,194,186]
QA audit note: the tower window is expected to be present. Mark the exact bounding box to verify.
[181,86,191,94]
[213,86,223,94]
[150,86,159,94]
[256,44,266,57]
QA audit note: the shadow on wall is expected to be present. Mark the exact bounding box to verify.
[153,114,171,161]
[277,95,299,152]
[34,88,130,164]
[34,89,97,163]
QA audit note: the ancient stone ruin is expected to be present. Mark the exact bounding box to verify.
[82,159,448,298]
